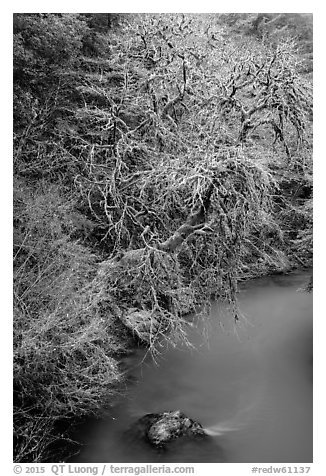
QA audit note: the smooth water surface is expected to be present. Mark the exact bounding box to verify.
[72,271,313,463]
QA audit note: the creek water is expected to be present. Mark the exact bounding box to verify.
[71,271,313,463]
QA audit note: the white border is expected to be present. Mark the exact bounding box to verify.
[3,3,324,475]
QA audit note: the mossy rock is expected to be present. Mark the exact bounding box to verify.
[128,410,206,448]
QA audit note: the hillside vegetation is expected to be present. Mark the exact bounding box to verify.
[13,13,313,462]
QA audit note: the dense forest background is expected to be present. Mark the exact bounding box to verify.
[13,13,313,462]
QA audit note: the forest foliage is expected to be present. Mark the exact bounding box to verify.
[13,13,313,462]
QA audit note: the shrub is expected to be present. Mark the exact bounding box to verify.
[13,180,130,461]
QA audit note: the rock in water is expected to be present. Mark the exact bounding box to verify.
[129,410,206,448]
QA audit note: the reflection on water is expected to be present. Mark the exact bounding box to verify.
[71,271,312,463]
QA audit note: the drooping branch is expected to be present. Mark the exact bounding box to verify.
[157,181,215,253]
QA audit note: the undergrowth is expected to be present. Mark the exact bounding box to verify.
[13,180,130,461]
